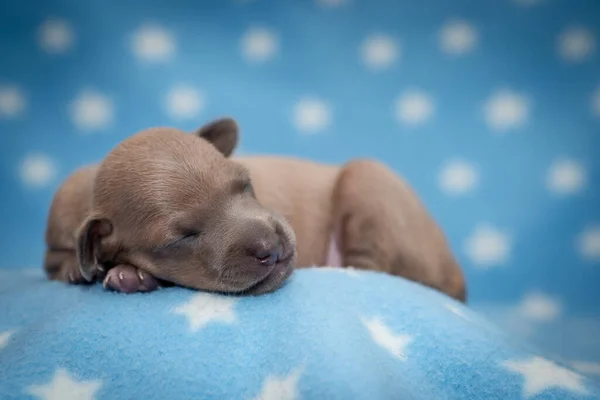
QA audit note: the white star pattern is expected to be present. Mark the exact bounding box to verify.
[360,34,399,70]
[0,329,16,350]
[292,97,332,134]
[341,267,360,277]
[577,226,600,262]
[172,292,238,332]
[464,224,511,268]
[503,356,588,397]
[592,86,600,117]
[517,291,562,322]
[241,27,279,63]
[394,90,434,126]
[27,368,102,400]
[439,19,478,55]
[19,153,58,188]
[313,266,360,277]
[68,89,113,131]
[483,89,529,132]
[438,159,479,195]
[558,27,596,63]
[252,369,303,400]
[165,85,204,120]
[37,18,75,54]
[131,24,176,63]
[0,85,26,118]
[444,303,470,320]
[546,159,587,195]
[363,317,412,361]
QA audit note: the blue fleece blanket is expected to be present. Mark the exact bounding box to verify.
[1,267,598,400]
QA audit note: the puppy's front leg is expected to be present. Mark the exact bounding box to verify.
[102,265,160,294]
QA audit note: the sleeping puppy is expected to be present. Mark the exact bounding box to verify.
[44,164,160,292]
[76,118,467,301]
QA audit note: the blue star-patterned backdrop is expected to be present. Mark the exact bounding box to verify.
[1,0,599,372]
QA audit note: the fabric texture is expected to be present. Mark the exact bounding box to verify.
[1,267,599,400]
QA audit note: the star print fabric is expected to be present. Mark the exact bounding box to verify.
[1,268,599,399]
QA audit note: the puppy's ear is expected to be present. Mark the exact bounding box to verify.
[194,117,239,157]
[76,217,113,282]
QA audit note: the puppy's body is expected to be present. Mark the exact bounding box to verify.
[235,156,466,301]
[74,119,467,302]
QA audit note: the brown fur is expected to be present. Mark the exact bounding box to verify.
[331,159,466,301]
[233,156,339,267]
[76,120,296,295]
[44,164,98,283]
[44,164,163,292]
[71,117,467,301]
[235,156,466,301]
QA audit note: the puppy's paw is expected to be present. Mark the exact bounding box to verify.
[45,251,91,285]
[60,264,90,285]
[102,265,159,294]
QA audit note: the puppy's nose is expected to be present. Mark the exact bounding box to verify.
[253,242,282,267]
[244,219,283,267]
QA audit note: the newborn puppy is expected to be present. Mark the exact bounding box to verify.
[76,118,467,301]
[44,164,160,293]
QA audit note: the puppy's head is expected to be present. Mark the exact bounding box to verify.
[76,118,296,295]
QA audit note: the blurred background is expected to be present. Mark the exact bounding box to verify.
[1,0,599,378]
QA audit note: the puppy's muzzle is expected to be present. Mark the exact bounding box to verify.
[242,218,289,268]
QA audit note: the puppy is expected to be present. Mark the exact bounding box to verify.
[44,164,160,292]
[76,118,467,301]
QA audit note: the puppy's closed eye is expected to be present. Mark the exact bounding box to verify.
[180,231,200,241]
[151,231,199,259]
[243,181,254,195]
[229,171,253,196]
[159,231,200,252]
